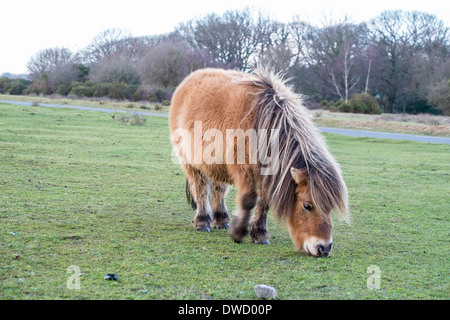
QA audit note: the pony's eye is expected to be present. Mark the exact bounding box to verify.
[303,203,313,212]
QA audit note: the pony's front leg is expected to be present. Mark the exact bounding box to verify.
[250,200,270,245]
[230,190,257,243]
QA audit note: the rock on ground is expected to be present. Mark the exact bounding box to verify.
[254,284,277,299]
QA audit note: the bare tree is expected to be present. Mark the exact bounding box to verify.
[177,8,276,71]
[138,39,217,88]
[289,17,318,67]
[138,40,186,88]
[290,18,368,102]
[27,47,74,81]
[369,10,449,113]
[90,50,140,85]
[260,22,297,73]
[82,29,131,64]
[83,30,169,86]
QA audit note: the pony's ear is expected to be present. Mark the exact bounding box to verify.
[290,167,307,185]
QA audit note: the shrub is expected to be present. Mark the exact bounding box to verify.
[129,114,146,125]
[338,101,354,113]
[331,99,344,112]
[0,78,31,95]
[115,114,146,125]
[319,99,329,109]
[68,81,96,97]
[146,87,173,103]
[56,84,71,96]
[24,79,48,95]
[105,83,138,100]
[93,83,110,97]
[349,93,381,114]
[132,91,143,102]
[107,82,126,100]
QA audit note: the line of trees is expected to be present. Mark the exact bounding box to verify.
[1,8,449,114]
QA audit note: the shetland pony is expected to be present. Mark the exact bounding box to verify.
[169,67,349,257]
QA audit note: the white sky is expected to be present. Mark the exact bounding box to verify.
[1,0,449,75]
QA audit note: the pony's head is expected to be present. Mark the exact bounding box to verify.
[288,167,348,257]
[247,66,349,257]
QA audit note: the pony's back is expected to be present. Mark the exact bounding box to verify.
[169,68,257,179]
[170,68,253,134]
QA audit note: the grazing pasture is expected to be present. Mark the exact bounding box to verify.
[0,103,448,299]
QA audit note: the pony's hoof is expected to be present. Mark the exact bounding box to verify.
[254,239,270,245]
[196,226,211,232]
[215,222,229,230]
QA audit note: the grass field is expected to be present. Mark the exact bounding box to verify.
[0,103,449,300]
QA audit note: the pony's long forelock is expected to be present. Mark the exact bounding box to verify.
[244,66,349,221]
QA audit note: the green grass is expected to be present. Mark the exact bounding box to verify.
[0,103,449,300]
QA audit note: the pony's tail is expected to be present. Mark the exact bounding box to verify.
[185,179,197,210]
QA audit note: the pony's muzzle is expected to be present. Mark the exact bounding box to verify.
[302,237,333,257]
[316,242,333,257]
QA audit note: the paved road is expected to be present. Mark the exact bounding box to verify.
[2,99,449,145]
[318,127,450,145]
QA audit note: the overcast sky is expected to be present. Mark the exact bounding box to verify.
[1,0,449,75]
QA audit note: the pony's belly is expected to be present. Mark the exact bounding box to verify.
[193,163,234,185]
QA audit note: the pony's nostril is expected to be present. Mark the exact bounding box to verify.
[317,242,333,257]
[317,244,325,255]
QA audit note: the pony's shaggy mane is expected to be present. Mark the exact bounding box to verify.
[242,67,349,221]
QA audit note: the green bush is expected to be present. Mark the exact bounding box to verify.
[349,93,381,114]
[146,87,173,103]
[331,99,344,112]
[23,79,48,95]
[93,83,110,97]
[339,102,354,113]
[56,84,71,96]
[69,81,95,97]
[319,99,329,110]
[0,78,32,95]
[328,94,381,114]
[105,83,138,100]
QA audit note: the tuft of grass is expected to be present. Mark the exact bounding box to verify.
[113,113,147,125]
[0,103,449,300]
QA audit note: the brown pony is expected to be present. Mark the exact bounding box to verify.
[169,67,349,257]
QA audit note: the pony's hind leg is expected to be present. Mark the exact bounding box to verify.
[210,182,230,229]
[184,165,213,232]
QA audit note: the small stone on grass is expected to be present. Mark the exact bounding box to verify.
[254,284,277,299]
[104,273,118,281]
